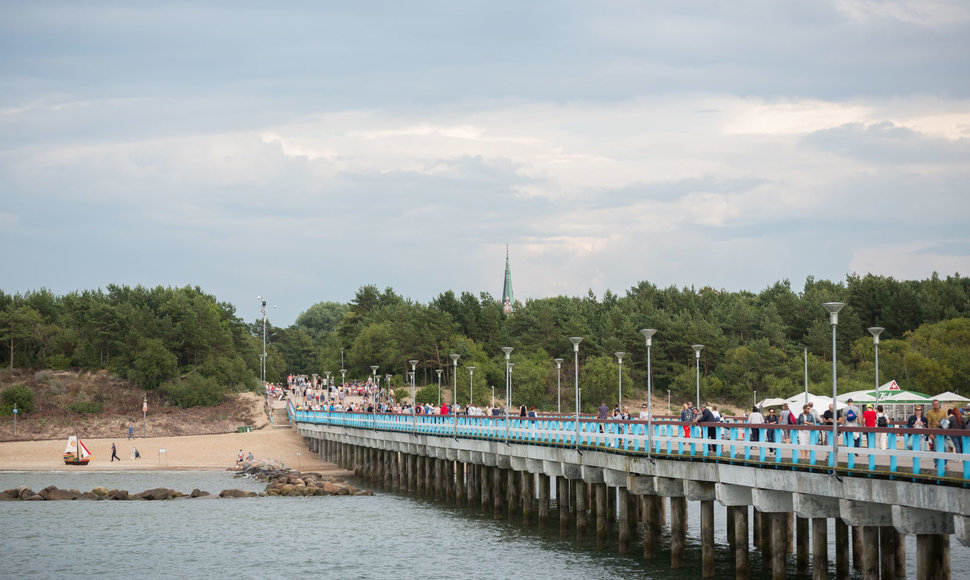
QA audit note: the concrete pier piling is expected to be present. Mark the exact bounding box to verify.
[642,494,659,560]
[701,499,715,578]
[558,477,570,537]
[771,512,786,580]
[522,471,533,525]
[862,526,879,580]
[595,483,608,550]
[734,506,750,580]
[916,534,949,580]
[492,467,503,519]
[796,515,809,576]
[670,496,686,569]
[811,518,827,580]
[836,518,849,579]
[537,474,550,530]
[575,481,587,542]
[617,488,630,554]
[879,526,896,580]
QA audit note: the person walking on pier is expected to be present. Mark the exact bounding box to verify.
[747,406,764,443]
[796,404,817,460]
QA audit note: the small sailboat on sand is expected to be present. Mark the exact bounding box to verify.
[63,434,93,465]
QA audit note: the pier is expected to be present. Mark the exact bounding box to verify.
[292,406,969,579]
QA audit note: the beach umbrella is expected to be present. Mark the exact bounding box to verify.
[757,398,788,408]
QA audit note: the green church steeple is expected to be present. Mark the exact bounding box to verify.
[502,245,514,315]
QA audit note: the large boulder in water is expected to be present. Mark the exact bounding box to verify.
[133,488,175,501]
[40,486,80,500]
[219,489,257,498]
[91,486,110,498]
[108,490,129,501]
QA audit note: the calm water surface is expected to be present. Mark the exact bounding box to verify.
[1,471,966,579]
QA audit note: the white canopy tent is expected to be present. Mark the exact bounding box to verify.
[934,391,970,404]
[756,397,788,409]
[785,393,846,416]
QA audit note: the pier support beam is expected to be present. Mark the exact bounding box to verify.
[879,526,897,580]
[522,471,533,526]
[537,474,550,530]
[796,516,809,577]
[836,519,850,579]
[701,500,715,578]
[862,526,879,580]
[407,454,416,495]
[617,488,630,554]
[734,506,750,580]
[670,496,687,569]
[595,483,608,550]
[576,481,587,542]
[492,467,504,519]
[893,505,953,580]
[455,461,464,506]
[642,494,661,560]
[558,477,570,538]
[812,518,827,580]
[480,465,491,513]
[916,535,949,580]
[771,512,786,580]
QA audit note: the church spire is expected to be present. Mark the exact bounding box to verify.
[502,245,514,315]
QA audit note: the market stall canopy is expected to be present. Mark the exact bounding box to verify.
[933,391,970,403]
[837,390,877,403]
[785,393,846,415]
[879,390,933,404]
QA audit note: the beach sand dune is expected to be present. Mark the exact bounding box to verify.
[0,428,347,474]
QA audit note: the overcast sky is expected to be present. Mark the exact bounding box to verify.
[2,1,969,326]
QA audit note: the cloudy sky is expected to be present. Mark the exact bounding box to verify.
[2,1,969,326]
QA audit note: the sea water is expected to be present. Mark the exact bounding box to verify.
[1,471,967,579]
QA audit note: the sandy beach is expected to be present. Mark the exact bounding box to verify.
[0,427,348,474]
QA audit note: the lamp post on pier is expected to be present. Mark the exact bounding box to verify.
[823,302,846,470]
[409,360,418,432]
[553,358,564,414]
[640,328,657,454]
[450,354,460,409]
[868,326,885,402]
[615,351,626,411]
[691,345,704,408]
[501,347,514,444]
[435,369,443,407]
[569,337,583,450]
[467,366,475,406]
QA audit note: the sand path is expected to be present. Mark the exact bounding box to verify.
[0,427,348,474]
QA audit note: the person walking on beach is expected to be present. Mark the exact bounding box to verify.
[110,442,120,462]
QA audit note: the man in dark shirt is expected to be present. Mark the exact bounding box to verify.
[694,404,718,452]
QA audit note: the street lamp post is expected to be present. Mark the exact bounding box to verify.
[384,374,392,406]
[257,296,267,385]
[691,345,704,408]
[508,363,515,410]
[491,386,495,407]
[324,371,331,391]
[450,354,460,409]
[614,352,626,411]
[435,369,443,407]
[371,365,379,390]
[569,337,583,450]
[501,347,514,444]
[640,329,657,454]
[804,347,809,406]
[340,369,346,402]
[409,360,419,432]
[340,348,345,371]
[823,302,846,470]
[667,389,671,416]
[868,327,885,401]
[468,366,475,406]
[553,358,564,414]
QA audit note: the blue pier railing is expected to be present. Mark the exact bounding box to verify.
[289,403,970,485]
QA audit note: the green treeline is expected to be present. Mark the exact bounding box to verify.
[283,274,970,412]
[2,274,969,412]
[0,285,260,407]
